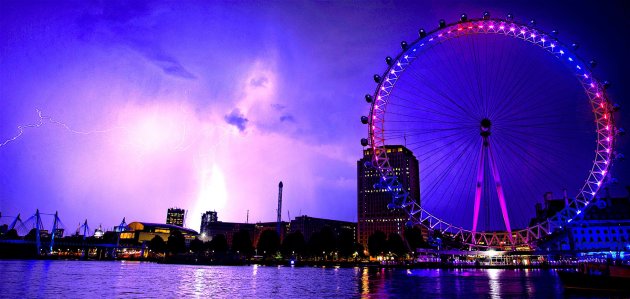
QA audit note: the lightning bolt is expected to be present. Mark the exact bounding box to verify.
[0,109,121,148]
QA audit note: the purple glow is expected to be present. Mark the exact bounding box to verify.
[1,1,628,233]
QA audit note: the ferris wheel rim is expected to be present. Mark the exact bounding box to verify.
[365,16,616,248]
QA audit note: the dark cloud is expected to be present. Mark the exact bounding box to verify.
[77,1,197,80]
[224,109,248,132]
[280,114,295,123]
[126,40,197,79]
[250,76,268,87]
[271,103,286,111]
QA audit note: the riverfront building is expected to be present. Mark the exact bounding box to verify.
[166,208,186,227]
[119,222,198,245]
[290,215,356,243]
[357,145,420,249]
[534,188,630,259]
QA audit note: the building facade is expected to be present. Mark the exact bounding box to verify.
[290,215,356,243]
[166,208,185,227]
[357,145,420,249]
[534,188,630,260]
[119,222,198,245]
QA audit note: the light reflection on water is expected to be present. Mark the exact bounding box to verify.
[0,260,608,298]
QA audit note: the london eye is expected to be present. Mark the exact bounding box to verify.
[361,12,618,249]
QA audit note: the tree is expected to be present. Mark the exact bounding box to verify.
[306,231,323,257]
[167,230,186,254]
[257,230,280,258]
[148,235,166,254]
[3,229,19,240]
[367,230,387,257]
[281,231,306,256]
[210,234,228,254]
[189,238,204,254]
[337,228,355,258]
[387,233,407,258]
[24,228,38,241]
[319,226,336,257]
[232,229,254,257]
[404,225,425,251]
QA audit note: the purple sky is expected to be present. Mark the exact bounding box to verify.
[1,1,628,233]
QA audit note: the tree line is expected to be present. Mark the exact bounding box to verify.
[147,225,432,260]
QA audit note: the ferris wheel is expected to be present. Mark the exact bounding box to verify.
[361,12,620,249]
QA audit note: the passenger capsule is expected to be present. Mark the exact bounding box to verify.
[418,28,427,38]
[506,13,514,20]
[361,116,369,124]
[482,11,490,20]
[603,81,611,89]
[385,56,393,66]
[361,138,369,147]
[612,103,620,111]
[571,43,579,50]
[400,41,408,50]
[589,60,597,68]
[365,94,373,103]
[439,19,446,28]
[460,13,468,22]
[373,74,381,83]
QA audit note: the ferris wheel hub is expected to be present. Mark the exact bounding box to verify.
[480,118,492,137]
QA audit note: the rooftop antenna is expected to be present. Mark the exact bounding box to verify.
[246,210,249,224]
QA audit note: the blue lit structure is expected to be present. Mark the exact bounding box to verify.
[361,12,620,249]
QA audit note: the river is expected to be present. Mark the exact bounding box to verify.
[0,260,611,298]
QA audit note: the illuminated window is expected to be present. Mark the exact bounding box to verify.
[120,232,134,239]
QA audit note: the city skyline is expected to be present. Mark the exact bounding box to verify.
[1,1,628,232]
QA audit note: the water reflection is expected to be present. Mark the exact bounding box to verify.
[487,268,501,299]
[0,261,605,298]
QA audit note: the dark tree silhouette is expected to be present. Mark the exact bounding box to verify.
[387,233,407,258]
[148,235,166,254]
[3,229,19,240]
[281,231,306,256]
[167,230,186,254]
[189,238,204,254]
[306,231,323,257]
[232,229,254,257]
[257,230,280,257]
[210,234,228,254]
[403,225,425,251]
[319,226,336,257]
[367,230,387,257]
[337,228,355,258]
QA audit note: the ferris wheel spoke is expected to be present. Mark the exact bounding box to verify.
[495,134,575,186]
[402,69,479,120]
[394,82,476,120]
[496,131,577,166]
[388,99,472,121]
[420,134,479,205]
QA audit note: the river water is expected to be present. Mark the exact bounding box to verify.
[0,260,610,298]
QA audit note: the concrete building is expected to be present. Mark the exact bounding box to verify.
[166,208,185,227]
[357,145,420,249]
[199,211,255,245]
[290,215,356,243]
